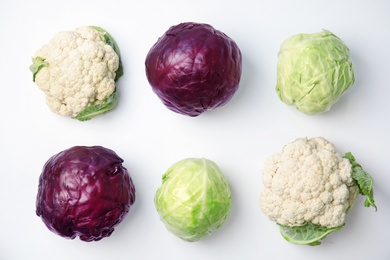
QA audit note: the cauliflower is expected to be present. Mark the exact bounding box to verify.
[30,26,123,121]
[260,137,376,245]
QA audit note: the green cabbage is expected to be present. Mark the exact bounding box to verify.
[154,158,231,242]
[276,29,355,115]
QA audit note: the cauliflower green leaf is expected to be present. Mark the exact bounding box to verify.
[279,223,343,246]
[29,56,48,82]
[343,152,377,210]
[74,91,118,121]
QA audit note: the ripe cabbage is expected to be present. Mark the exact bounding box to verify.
[276,29,355,115]
[154,158,231,242]
[36,146,136,242]
[145,22,242,117]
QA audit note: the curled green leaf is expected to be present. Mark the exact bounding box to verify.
[29,56,49,82]
[74,91,118,121]
[343,152,377,210]
[279,223,343,246]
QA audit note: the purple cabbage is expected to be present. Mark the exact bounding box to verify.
[145,22,242,116]
[36,146,136,242]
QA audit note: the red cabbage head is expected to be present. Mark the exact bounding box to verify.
[145,22,242,116]
[36,146,136,242]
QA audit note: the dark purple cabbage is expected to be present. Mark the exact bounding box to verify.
[36,146,136,242]
[145,22,242,116]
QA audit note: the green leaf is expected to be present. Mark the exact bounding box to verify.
[74,91,118,121]
[89,26,123,81]
[343,152,377,210]
[29,56,49,82]
[279,223,343,246]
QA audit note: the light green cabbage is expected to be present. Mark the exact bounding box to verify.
[276,29,355,115]
[154,158,231,242]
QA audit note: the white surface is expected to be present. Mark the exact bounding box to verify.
[1,0,389,259]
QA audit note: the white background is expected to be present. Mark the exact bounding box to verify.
[1,0,389,259]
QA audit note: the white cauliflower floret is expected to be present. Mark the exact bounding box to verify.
[32,26,120,118]
[260,137,360,228]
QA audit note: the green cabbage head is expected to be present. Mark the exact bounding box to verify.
[276,29,355,115]
[154,158,231,242]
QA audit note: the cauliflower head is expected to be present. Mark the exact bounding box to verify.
[30,26,123,120]
[260,137,360,228]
